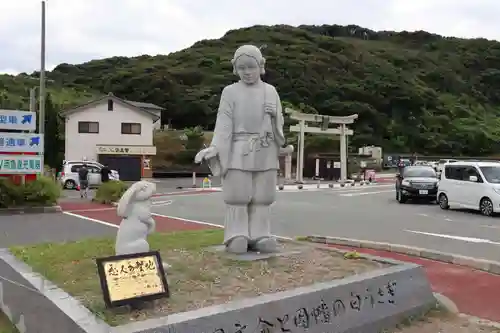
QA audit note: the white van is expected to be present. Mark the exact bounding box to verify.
[437,159,458,173]
[437,161,500,216]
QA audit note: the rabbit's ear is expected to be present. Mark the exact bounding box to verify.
[135,181,156,201]
[117,182,140,217]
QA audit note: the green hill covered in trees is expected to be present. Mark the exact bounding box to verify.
[2,24,500,156]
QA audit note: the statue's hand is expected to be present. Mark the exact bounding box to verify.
[279,145,294,154]
[194,146,218,163]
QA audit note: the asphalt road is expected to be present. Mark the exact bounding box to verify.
[150,184,500,262]
[0,212,116,247]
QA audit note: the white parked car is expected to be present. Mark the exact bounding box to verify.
[436,159,458,173]
[428,161,439,171]
[59,160,120,189]
[437,161,500,216]
[414,161,430,167]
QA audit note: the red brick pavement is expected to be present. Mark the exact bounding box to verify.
[78,209,215,232]
[59,201,112,212]
[59,197,217,233]
[330,244,500,322]
[152,189,219,197]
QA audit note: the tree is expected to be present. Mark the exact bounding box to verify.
[184,126,205,150]
[3,23,500,156]
[43,93,63,169]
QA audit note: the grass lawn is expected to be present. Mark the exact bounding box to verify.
[10,229,384,326]
[0,312,18,333]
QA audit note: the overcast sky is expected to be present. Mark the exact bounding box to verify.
[1,0,499,74]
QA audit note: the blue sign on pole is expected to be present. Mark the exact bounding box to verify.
[0,110,37,131]
[0,133,44,153]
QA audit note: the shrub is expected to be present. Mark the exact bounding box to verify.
[93,181,129,204]
[23,176,62,206]
[0,176,61,208]
[0,178,23,208]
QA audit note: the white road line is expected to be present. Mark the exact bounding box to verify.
[64,207,115,213]
[63,211,292,241]
[405,229,500,245]
[279,184,394,194]
[151,200,173,206]
[63,211,119,229]
[151,213,293,240]
[415,212,500,230]
[152,213,223,229]
[340,190,394,197]
[154,192,219,198]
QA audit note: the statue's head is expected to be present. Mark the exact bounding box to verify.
[231,45,265,85]
[117,181,156,217]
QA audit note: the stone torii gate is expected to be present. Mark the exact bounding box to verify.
[286,108,358,183]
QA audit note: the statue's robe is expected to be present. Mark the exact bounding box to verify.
[208,80,285,244]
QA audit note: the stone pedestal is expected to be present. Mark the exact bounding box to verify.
[207,245,302,262]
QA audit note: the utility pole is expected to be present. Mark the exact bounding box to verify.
[39,0,46,135]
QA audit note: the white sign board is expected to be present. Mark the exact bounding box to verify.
[0,110,37,131]
[0,133,44,153]
[96,145,157,155]
[0,155,43,174]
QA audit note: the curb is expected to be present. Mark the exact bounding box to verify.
[280,180,387,190]
[0,205,62,215]
[303,235,500,275]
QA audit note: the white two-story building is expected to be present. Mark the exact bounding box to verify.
[62,93,163,181]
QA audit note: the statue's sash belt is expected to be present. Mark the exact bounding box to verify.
[233,132,273,156]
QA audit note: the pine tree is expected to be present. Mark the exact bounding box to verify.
[43,94,63,169]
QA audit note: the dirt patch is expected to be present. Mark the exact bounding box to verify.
[122,244,388,324]
[10,230,387,326]
[390,311,500,333]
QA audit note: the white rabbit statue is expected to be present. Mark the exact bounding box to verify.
[115,181,156,255]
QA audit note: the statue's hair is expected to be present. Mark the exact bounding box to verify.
[231,45,266,75]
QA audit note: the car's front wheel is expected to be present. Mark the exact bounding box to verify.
[480,197,494,217]
[438,193,449,210]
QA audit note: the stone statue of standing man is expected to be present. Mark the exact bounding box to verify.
[195,45,285,254]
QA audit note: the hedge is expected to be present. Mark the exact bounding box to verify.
[0,176,62,208]
[93,180,129,204]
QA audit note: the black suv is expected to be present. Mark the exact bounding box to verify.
[395,166,439,203]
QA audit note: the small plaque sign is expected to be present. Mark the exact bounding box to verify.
[95,251,169,308]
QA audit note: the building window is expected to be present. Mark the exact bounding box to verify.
[107,99,113,111]
[121,122,141,135]
[78,121,99,133]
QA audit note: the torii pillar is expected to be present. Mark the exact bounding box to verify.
[286,108,358,183]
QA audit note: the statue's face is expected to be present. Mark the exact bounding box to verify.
[234,54,261,85]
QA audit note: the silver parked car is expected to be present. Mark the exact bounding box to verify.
[59,160,120,189]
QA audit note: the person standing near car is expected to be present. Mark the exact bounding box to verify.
[78,164,90,198]
[410,152,417,166]
[397,156,405,175]
[100,164,111,183]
